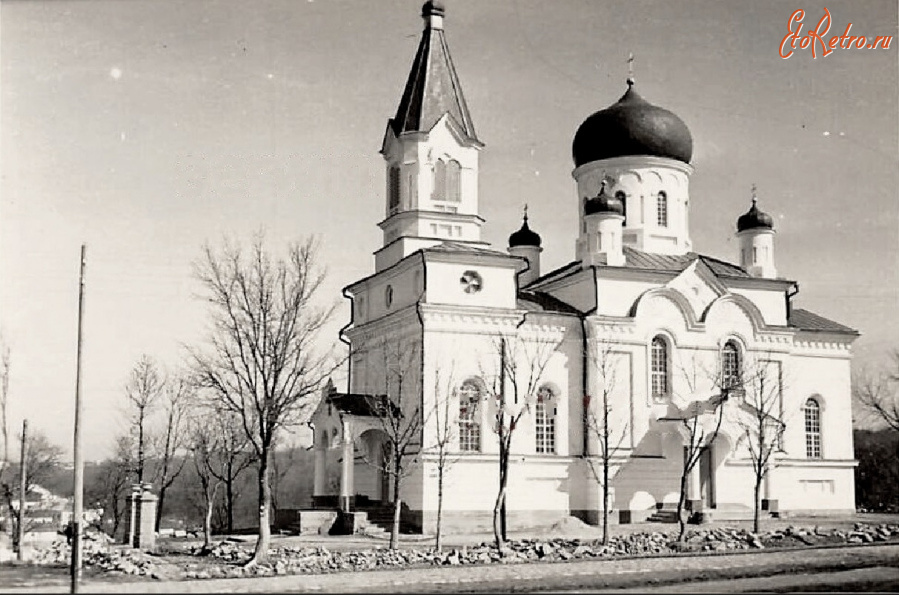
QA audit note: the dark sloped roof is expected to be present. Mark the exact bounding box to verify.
[327,393,401,418]
[390,17,479,143]
[517,291,582,315]
[789,308,859,335]
[618,246,749,277]
[423,241,509,257]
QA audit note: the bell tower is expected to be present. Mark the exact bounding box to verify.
[376,1,487,272]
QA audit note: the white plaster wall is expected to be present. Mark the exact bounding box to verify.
[596,278,659,317]
[573,156,693,255]
[425,261,519,309]
[776,465,856,511]
[729,287,788,326]
[780,351,854,460]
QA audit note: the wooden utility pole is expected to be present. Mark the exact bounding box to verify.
[70,245,86,594]
[16,418,27,561]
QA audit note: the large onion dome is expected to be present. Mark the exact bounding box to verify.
[737,196,774,232]
[573,81,693,167]
[509,210,542,248]
[584,181,624,216]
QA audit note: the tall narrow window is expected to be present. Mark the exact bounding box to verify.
[651,336,669,400]
[616,191,627,225]
[804,398,821,459]
[458,380,482,452]
[388,166,401,214]
[722,341,741,390]
[535,386,556,454]
[446,159,461,202]
[433,159,447,202]
[657,191,668,227]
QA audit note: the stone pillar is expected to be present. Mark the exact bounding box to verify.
[762,455,779,517]
[135,484,157,550]
[339,422,353,512]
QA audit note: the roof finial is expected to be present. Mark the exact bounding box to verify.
[751,183,758,206]
[523,203,529,223]
[626,52,635,87]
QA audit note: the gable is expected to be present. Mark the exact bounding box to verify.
[665,260,725,322]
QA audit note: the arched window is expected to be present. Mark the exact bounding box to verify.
[446,159,461,202]
[535,386,556,454]
[722,341,741,390]
[458,380,482,452]
[803,398,822,459]
[388,166,401,214]
[616,191,627,225]
[657,191,668,227]
[433,159,447,201]
[651,336,670,401]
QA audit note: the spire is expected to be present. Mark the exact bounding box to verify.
[389,2,480,144]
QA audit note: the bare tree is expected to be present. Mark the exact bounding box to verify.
[86,435,135,539]
[189,234,340,564]
[186,415,222,551]
[358,337,424,550]
[124,355,163,485]
[2,427,65,548]
[428,360,460,552]
[205,409,256,535]
[0,337,10,541]
[672,353,729,542]
[854,352,899,435]
[152,373,191,531]
[583,340,629,546]
[732,356,787,534]
[480,331,557,551]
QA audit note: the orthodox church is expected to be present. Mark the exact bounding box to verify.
[310,2,859,532]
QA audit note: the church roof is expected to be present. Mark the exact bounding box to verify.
[517,291,582,315]
[326,392,401,418]
[422,241,508,257]
[529,247,750,289]
[388,3,479,144]
[788,308,859,335]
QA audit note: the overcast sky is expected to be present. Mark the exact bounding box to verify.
[2,0,897,461]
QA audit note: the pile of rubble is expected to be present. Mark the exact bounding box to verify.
[29,532,159,577]
[181,522,899,579]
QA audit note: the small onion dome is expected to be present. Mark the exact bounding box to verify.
[422,0,445,17]
[737,197,774,232]
[509,213,542,248]
[572,81,693,167]
[584,181,624,216]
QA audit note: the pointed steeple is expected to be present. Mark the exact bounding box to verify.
[389,1,480,144]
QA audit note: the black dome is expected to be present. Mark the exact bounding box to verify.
[509,215,541,248]
[737,198,774,232]
[573,82,693,167]
[584,181,624,216]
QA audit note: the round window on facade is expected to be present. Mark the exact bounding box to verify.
[385,285,394,308]
[460,270,483,294]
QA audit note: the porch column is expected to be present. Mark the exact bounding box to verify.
[687,463,703,512]
[762,452,779,516]
[313,440,326,499]
[339,421,353,512]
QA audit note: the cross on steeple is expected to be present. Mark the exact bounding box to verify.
[523,203,529,223]
[627,52,635,87]
[751,183,758,205]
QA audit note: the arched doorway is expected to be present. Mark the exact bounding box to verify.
[358,429,391,503]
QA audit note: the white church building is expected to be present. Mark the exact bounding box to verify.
[310,1,859,533]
